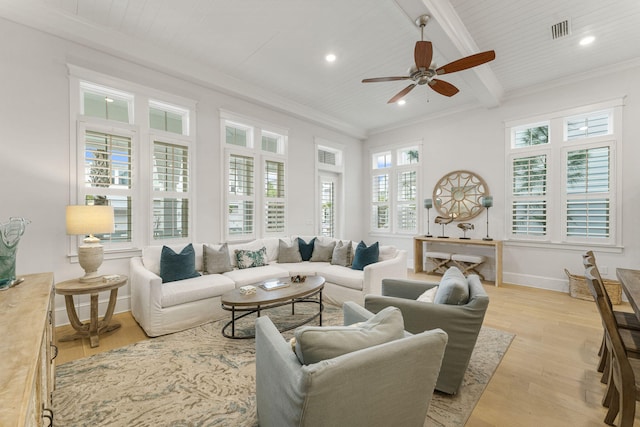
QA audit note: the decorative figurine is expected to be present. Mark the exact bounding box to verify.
[434,215,454,238]
[457,222,474,239]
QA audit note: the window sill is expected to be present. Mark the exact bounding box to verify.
[504,239,623,254]
[67,247,142,264]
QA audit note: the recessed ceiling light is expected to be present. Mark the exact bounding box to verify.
[579,36,595,46]
[397,100,406,106]
[325,53,336,63]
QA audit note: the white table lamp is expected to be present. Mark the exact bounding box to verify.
[66,205,114,283]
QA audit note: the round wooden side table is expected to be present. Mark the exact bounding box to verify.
[55,275,127,348]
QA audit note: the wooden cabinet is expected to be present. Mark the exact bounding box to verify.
[0,273,55,426]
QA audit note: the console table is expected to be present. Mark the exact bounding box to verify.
[414,236,503,286]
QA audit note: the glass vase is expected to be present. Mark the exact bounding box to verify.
[0,217,29,290]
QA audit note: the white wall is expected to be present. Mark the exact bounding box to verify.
[0,19,364,325]
[366,64,640,293]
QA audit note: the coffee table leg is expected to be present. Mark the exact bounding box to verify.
[291,299,295,315]
[231,306,236,338]
[319,290,323,326]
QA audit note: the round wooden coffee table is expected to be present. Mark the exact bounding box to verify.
[221,275,325,339]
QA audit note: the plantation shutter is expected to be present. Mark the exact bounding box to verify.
[228,154,255,237]
[152,141,190,239]
[372,173,390,230]
[320,178,336,237]
[397,170,417,232]
[264,159,285,233]
[511,154,547,236]
[566,146,610,238]
[83,130,133,243]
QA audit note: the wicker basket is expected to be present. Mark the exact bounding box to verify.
[564,268,622,305]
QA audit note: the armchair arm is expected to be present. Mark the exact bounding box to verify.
[362,249,407,297]
[255,316,305,427]
[342,301,375,325]
[381,278,438,300]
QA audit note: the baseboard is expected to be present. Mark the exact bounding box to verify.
[503,272,569,293]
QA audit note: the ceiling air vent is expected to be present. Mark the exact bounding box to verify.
[551,19,571,39]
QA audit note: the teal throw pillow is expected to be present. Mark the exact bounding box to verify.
[160,243,201,283]
[235,247,268,269]
[351,241,379,270]
[298,238,316,261]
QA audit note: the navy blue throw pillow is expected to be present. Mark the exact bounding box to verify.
[160,244,201,283]
[351,241,379,271]
[298,238,316,261]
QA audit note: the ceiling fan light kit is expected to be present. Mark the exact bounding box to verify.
[362,14,496,104]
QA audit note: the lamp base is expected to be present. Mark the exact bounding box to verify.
[77,243,105,283]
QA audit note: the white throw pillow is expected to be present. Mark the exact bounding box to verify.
[416,286,438,303]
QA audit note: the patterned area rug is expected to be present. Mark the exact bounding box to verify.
[54,304,514,426]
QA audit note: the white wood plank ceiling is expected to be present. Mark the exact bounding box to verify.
[1,0,639,138]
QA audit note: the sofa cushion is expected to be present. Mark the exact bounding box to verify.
[161,274,235,308]
[293,306,405,365]
[318,265,364,290]
[160,244,202,283]
[278,238,302,263]
[203,243,233,274]
[310,240,336,262]
[276,261,327,276]
[352,241,379,271]
[330,240,352,267]
[298,238,316,261]
[434,267,469,305]
[223,264,289,287]
[235,247,268,269]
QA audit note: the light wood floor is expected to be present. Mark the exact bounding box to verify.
[54,273,639,426]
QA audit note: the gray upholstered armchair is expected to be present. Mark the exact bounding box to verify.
[365,270,489,394]
[255,302,448,427]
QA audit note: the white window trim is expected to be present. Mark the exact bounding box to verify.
[504,99,623,248]
[369,141,422,236]
[68,65,197,256]
[220,110,288,241]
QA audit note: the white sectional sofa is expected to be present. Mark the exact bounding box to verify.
[130,236,407,337]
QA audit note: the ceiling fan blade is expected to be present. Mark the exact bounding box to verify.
[414,41,433,70]
[428,79,459,97]
[387,84,416,104]
[362,76,411,83]
[435,50,496,75]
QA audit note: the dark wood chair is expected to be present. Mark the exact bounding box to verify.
[583,251,640,380]
[585,266,640,426]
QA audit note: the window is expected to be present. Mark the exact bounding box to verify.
[370,143,420,234]
[222,111,287,240]
[316,142,343,238]
[81,128,133,244]
[506,100,621,245]
[70,67,196,253]
[152,141,190,239]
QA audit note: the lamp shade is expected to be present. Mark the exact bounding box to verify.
[481,196,493,208]
[424,198,433,209]
[66,205,114,235]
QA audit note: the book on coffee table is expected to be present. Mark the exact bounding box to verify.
[260,279,290,291]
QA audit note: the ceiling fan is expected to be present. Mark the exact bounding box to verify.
[362,15,496,104]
